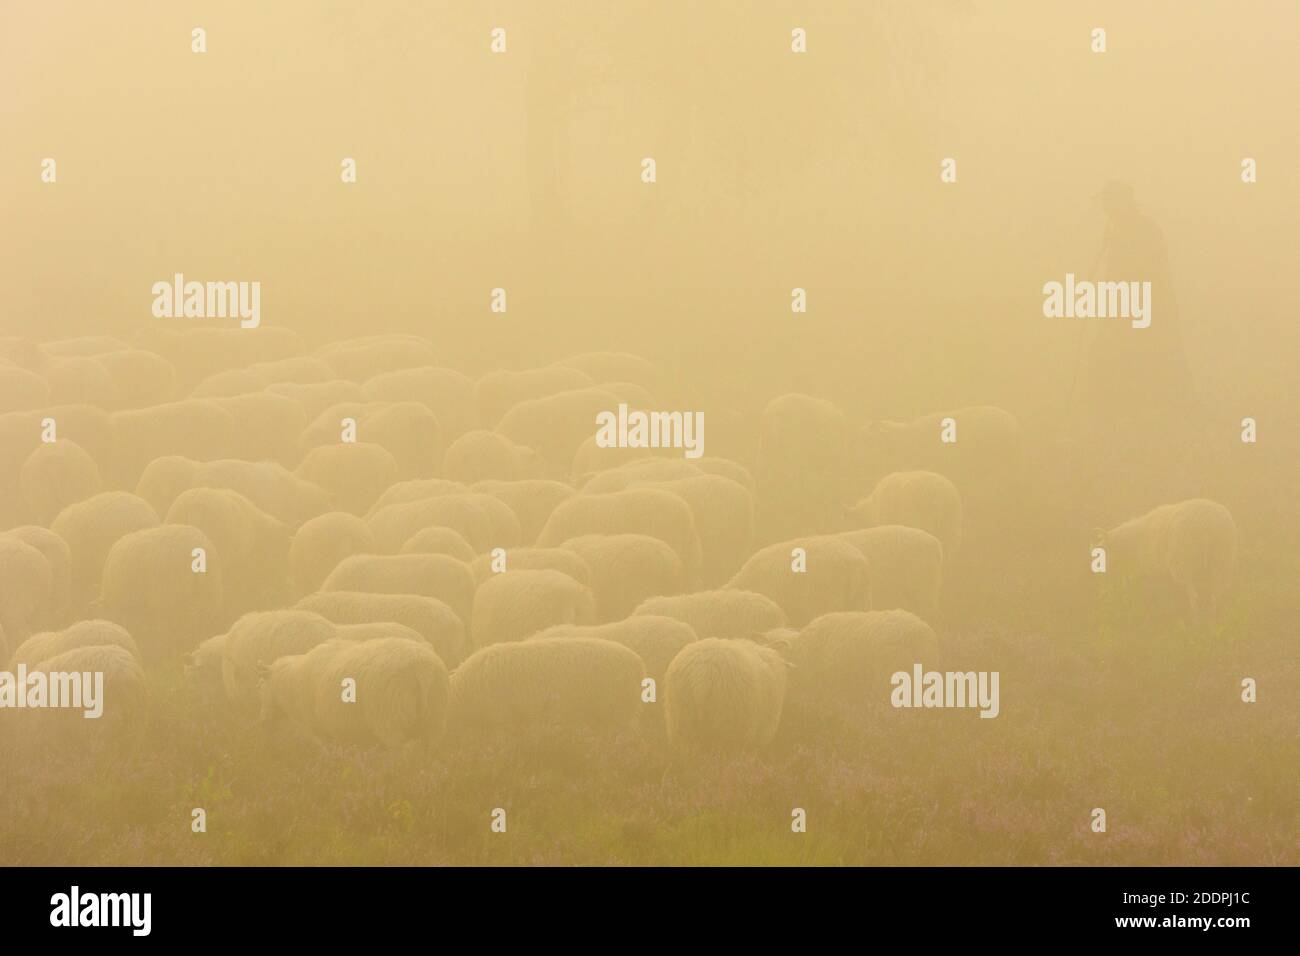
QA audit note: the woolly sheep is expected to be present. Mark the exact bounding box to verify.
[447,637,644,733]
[570,438,679,482]
[0,365,48,414]
[218,609,340,716]
[838,524,944,618]
[190,356,334,397]
[400,526,478,563]
[290,512,376,598]
[302,401,442,479]
[136,457,333,528]
[850,470,963,560]
[94,349,177,410]
[50,492,160,613]
[471,478,575,545]
[295,442,400,516]
[862,405,1022,489]
[633,589,788,641]
[442,430,540,483]
[367,494,495,553]
[470,569,596,648]
[210,392,307,466]
[551,352,661,397]
[95,524,224,661]
[367,478,468,515]
[19,439,103,526]
[756,393,858,543]
[0,405,113,528]
[322,554,475,626]
[165,488,291,615]
[537,486,703,583]
[494,385,621,476]
[663,638,787,755]
[3,526,71,630]
[597,381,657,410]
[9,619,141,669]
[558,534,685,622]
[0,538,53,641]
[295,590,467,668]
[108,399,237,488]
[631,474,754,587]
[529,615,697,687]
[314,334,439,382]
[726,536,871,627]
[334,622,427,645]
[183,632,229,706]
[133,326,302,392]
[15,644,148,753]
[469,547,591,587]
[41,335,130,357]
[40,355,119,407]
[267,379,368,420]
[1096,498,1238,621]
[261,636,450,750]
[475,366,595,429]
[578,455,700,493]
[782,610,940,706]
[363,366,478,441]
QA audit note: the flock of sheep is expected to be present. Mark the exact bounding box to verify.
[0,326,1240,762]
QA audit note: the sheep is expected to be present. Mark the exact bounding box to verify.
[363,366,478,441]
[401,526,478,563]
[447,637,644,733]
[577,455,701,493]
[50,492,160,614]
[13,644,148,754]
[475,366,595,429]
[295,590,467,668]
[40,355,119,407]
[367,494,495,553]
[165,488,291,615]
[838,525,944,618]
[692,457,756,494]
[861,405,1022,489]
[133,326,302,393]
[94,349,177,409]
[295,442,400,516]
[630,474,754,587]
[3,526,71,630]
[470,569,597,648]
[663,638,787,755]
[1096,498,1238,621]
[302,401,442,479]
[210,391,307,466]
[334,622,427,645]
[218,609,340,716]
[494,385,622,476]
[537,486,703,584]
[9,619,142,669]
[471,479,575,545]
[0,538,53,642]
[95,524,224,661]
[108,399,237,489]
[632,589,788,641]
[849,470,963,560]
[367,478,467,514]
[726,536,871,627]
[41,335,130,357]
[322,554,475,626]
[183,632,229,707]
[529,615,697,687]
[19,439,103,526]
[551,352,661,397]
[442,430,540,483]
[290,512,376,598]
[0,364,48,413]
[558,534,685,622]
[0,405,113,528]
[261,636,450,749]
[190,356,335,397]
[756,393,858,543]
[267,379,368,420]
[570,438,680,483]
[136,457,333,528]
[781,610,940,707]
[314,334,439,382]
[468,547,591,587]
